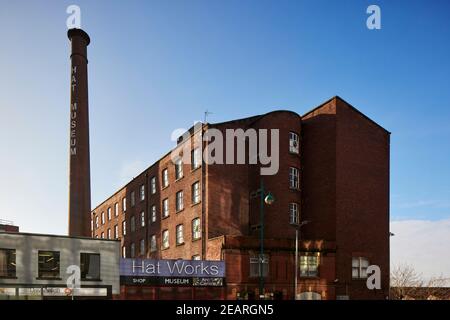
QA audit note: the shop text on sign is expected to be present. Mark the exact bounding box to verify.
[120,259,225,278]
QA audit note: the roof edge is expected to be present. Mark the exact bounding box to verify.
[302,96,391,134]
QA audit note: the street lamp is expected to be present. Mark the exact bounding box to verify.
[251,180,275,299]
[291,220,309,300]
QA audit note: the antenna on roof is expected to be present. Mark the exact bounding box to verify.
[204,110,213,123]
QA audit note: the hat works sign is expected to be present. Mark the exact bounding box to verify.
[120,259,225,287]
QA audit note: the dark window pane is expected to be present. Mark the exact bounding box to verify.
[0,249,16,277]
[80,253,101,280]
[38,251,60,278]
[249,255,269,278]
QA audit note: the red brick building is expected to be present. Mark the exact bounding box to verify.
[91,96,390,300]
[0,220,19,233]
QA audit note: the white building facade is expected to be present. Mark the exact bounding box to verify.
[0,232,120,299]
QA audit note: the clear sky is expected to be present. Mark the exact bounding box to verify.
[1,1,449,278]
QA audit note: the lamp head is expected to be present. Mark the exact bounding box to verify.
[264,192,275,205]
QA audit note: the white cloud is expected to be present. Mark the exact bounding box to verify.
[390,218,450,280]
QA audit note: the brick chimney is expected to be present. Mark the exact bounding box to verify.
[67,28,91,237]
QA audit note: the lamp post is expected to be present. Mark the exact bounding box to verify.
[291,220,309,300]
[251,179,275,300]
[388,231,395,300]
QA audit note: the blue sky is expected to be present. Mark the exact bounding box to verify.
[1,1,450,276]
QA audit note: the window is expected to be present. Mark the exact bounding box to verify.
[122,197,127,212]
[151,205,156,223]
[289,167,299,189]
[114,225,118,239]
[150,176,156,194]
[122,220,127,236]
[115,203,119,217]
[162,198,169,218]
[95,216,99,229]
[107,228,111,239]
[130,243,136,258]
[0,249,16,278]
[130,216,136,232]
[122,246,126,258]
[140,239,145,256]
[101,232,104,239]
[192,182,200,204]
[140,185,145,201]
[101,212,105,225]
[249,254,269,278]
[352,257,369,279]
[150,235,157,252]
[175,158,183,180]
[140,211,145,227]
[300,253,319,277]
[289,203,299,225]
[131,191,135,207]
[192,148,201,169]
[107,207,112,221]
[192,255,201,261]
[176,191,184,212]
[162,230,169,249]
[289,132,300,154]
[162,169,169,188]
[176,224,184,245]
[38,251,60,279]
[192,218,201,240]
[80,253,100,281]
[91,219,93,231]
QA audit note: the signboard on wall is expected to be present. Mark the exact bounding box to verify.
[119,259,225,287]
[120,259,225,278]
[120,276,224,287]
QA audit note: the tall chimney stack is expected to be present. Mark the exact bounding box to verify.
[67,28,91,237]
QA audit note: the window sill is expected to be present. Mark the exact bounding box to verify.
[36,277,62,281]
[162,215,170,220]
[191,201,201,207]
[176,242,185,247]
[289,187,300,191]
[161,185,170,190]
[176,208,184,214]
[175,176,184,182]
[191,166,201,173]
[192,237,202,242]
[289,151,300,156]
[161,246,170,251]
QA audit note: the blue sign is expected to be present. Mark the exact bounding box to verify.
[120,259,226,278]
